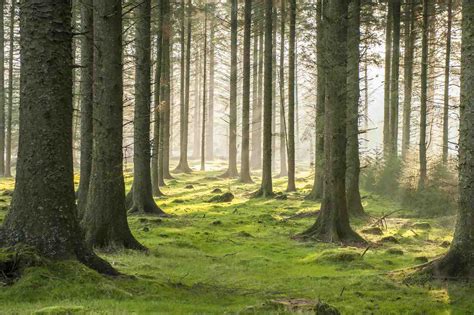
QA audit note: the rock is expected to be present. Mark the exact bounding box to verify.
[211,188,223,194]
[440,241,450,248]
[386,248,404,255]
[184,184,194,189]
[413,222,431,230]
[361,227,383,235]
[208,192,234,203]
[380,236,399,244]
[316,301,341,315]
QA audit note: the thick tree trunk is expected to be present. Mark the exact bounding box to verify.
[240,0,253,183]
[389,0,401,156]
[278,0,287,178]
[0,0,5,177]
[81,0,145,251]
[286,0,296,192]
[306,0,324,201]
[346,0,364,216]
[2,0,116,275]
[442,0,452,164]
[77,0,93,218]
[253,0,274,197]
[272,6,277,172]
[422,0,474,278]
[221,0,239,178]
[401,0,416,160]
[418,0,429,190]
[175,0,193,174]
[207,7,215,161]
[129,0,165,216]
[5,0,15,178]
[300,0,364,244]
[383,3,393,158]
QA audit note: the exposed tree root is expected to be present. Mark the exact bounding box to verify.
[128,201,168,217]
[219,169,239,179]
[173,164,193,174]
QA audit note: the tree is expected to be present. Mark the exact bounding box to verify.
[240,0,253,183]
[207,4,216,161]
[81,0,145,250]
[421,0,474,278]
[77,0,93,218]
[346,0,364,216]
[175,0,193,174]
[5,0,15,178]
[306,0,325,201]
[253,0,274,197]
[200,7,208,171]
[300,0,364,244]
[129,0,165,215]
[442,0,453,164]
[383,2,392,157]
[0,0,115,275]
[278,0,287,178]
[389,0,401,156]
[0,0,5,177]
[401,0,416,160]
[221,0,239,178]
[286,0,296,192]
[418,0,429,190]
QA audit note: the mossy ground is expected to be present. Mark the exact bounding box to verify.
[0,160,472,314]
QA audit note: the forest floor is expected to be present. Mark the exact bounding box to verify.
[0,160,473,314]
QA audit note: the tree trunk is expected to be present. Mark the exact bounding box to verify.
[401,0,416,160]
[129,0,165,216]
[77,0,93,218]
[442,0,452,164]
[306,0,324,201]
[200,8,208,171]
[383,2,393,158]
[192,45,201,159]
[0,0,5,177]
[253,0,274,197]
[175,0,193,174]
[5,0,15,178]
[389,0,401,157]
[221,0,239,178]
[240,0,253,183]
[418,0,429,190]
[300,0,364,244]
[278,0,287,178]
[81,0,145,251]
[346,0,364,216]
[207,6,215,161]
[422,0,474,278]
[1,0,116,275]
[286,0,296,192]
[272,5,277,172]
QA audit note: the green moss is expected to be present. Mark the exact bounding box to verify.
[0,161,472,314]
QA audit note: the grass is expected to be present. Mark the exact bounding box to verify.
[0,160,472,314]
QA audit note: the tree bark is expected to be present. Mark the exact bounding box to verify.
[389,0,401,157]
[346,0,364,216]
[0,0,5,176]
[221,0,239,178]
[129,0,165,216]
[278,0,287,178]
[2,0,116,275]
[286,0,296,192]
[5,0,15,178]
[300,0,364,244]
[442,0,452,164]
[418,0,429,190]
[81,0,145,251]
[200,8,208,171]
[383,2,393,158]
[175,0,193,174]
[207,5,215,161]
[240,0,253,183]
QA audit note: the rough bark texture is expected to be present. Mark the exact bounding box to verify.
[442,0,452,164]
[207,6,215,161]
[286,0,296,192]
[389,0,401,156]
[278,0,287,178]
[5,0,15,178]
[383,3,393,157]
[418,0,429,190]
[221,0,239,178]
[2,0,116,275]
[200,9,208,171]
[307,0,325,201]
[175,0,193,174]
[240,0,253,183]
[346,0,364,216]
[77,0,93,218]
[0,0,5,176]
[300,0,364,244]
[401,0,416,160]
[422,0,474,278]
[129,0,165,216]
[253,0,274,198]
[81,0,145,251]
